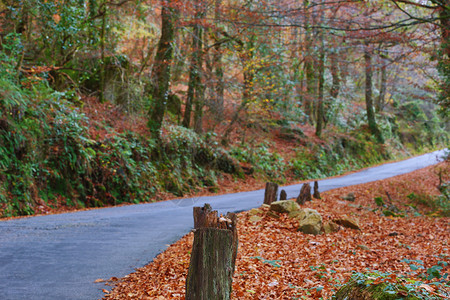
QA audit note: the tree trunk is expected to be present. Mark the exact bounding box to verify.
[376,51,388,112]
[315,28,325,137]
[99,0,107,103]
[183,0,205,133]
[212,0,225,118]
[438,3,450,111]
[329,50,340,99]
[186,204,238,300]
[297,183,312,205]
[280,189,287,201]
[303,0,316,124]
[264,182,279,205]
[148,1,178,138]
[441,3,450,58]
[364,44,383,143]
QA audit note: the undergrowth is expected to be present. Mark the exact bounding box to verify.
[0,34,448,217]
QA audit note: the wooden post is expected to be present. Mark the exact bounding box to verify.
[313,181,321,199]
[264,182,278,205]
[296,183,312,205]
[279,189,287,201]
[186,204,238,300]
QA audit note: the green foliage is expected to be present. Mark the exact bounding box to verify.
[0,42,240,216]
[374,197,385,207]
[407,189,450,217]
[251,256,282,268]
[290,130,386,181]
[230,142,286,183]
[333,269,449,300]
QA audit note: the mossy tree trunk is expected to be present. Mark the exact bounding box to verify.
[315,16,325,137]
[364,44,384,143]
[183,0,205,133]
[186,204,238,300]
[148,0,178,139]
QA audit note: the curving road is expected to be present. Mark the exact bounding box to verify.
[0,149,447,300]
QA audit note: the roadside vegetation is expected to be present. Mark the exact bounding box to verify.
[0,1,449,217]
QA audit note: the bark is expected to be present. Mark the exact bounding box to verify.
[364,44,383,143]
[297,183,312,205]
[440,2,450,58]
[212,0,225,118]
[148,1,178,138]
[186,204,238,300]
[183,0,205,133]
[329,50,340,99]
[315,30,325,137]
[279,189,287,201]
[264,182,279,205]
[376,53,388,112]
[99,0,107,103]
[313,181,321,199]
[303,0,316,124]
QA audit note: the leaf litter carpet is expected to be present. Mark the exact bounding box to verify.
[102,162,449,299]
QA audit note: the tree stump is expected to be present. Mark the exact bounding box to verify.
[279,189,287,201]
[313,181,321,199]
[264,182,278,205]
[296,183,312,205]
[186,204,238,300]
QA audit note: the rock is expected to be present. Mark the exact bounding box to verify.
[333,276,418,299]
[279,189,287,200]
[342,192,356,202]
[333,216,361,230]
[288,210,303,219]
[296,208,323,235]
[248,208,263,216]
[266,210,281,219]
[261,204,270,209]
[270,200,301,214]
[249,215,263,223]
[297,183,312,205]
[323,221,340,234]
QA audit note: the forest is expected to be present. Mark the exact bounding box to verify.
[0,0,449,217]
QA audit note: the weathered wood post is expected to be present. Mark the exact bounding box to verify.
[264,182,278,205]
[313,181,321,199]
[186,204,238,300]
[296,182,312,205]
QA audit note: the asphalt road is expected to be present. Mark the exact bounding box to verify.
[0,149,447,300]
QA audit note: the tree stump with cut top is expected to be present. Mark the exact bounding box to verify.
[186,204,238,300]
[264,182,278,205]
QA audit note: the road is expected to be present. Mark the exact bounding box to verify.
[0,149,446,300]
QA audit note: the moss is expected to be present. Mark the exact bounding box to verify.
[333,280,421,300]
